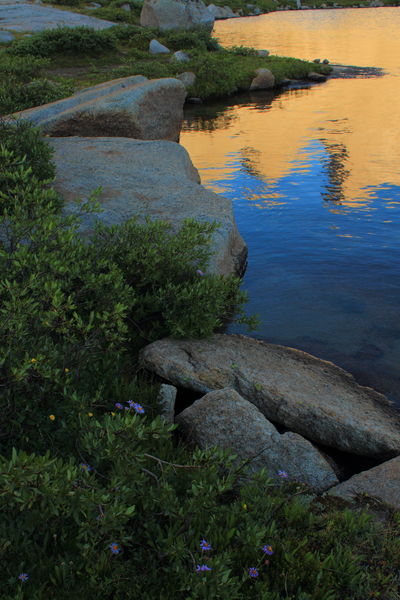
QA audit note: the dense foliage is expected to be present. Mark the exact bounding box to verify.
[0,119,399,600]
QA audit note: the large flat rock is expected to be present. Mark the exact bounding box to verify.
[15,76,186,142]
[176,388,338,492]
[328,456,400,509]
[139,334,400,458]
[0,3,116,32]
[49,137,247,277]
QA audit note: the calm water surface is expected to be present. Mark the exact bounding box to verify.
[180,8,400,404]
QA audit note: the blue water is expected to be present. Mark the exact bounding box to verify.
[180,8,400,404]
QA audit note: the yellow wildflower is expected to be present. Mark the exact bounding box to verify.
[87,412,93,417]
[49,415,55,421]
[30,358,37,364]
[242,503,247,511]
[111,412,116,416]
[64,368,70,373]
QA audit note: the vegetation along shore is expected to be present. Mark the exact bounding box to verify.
[0,0,399,598]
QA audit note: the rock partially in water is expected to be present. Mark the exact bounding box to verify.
[140,334,400,458]
[176,388,338,492]
[14,76,186,142]
[176,71,196,88]
[249,68,275,91]
[207,4,236,19]
[328,456,400,509]
[140,0,214,31]
[49,137,247,277]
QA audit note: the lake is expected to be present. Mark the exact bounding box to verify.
[180,7,400,405]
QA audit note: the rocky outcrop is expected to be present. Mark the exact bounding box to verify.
[0,3,115,32]
[250,68,275,91]
[140,334,400,458]
[0,30,15,43]
[140,0,214,31]
[14,76,186,142]
[328,456,400,509]
[49,137,247,277]
[176,388,338,491]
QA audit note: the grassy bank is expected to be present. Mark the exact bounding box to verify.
[0,25,330,115]
[0,119,399,599]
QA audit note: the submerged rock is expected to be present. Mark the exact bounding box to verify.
[14,76,186,142]
[176,388,338,492]
[140,334,400,458]
[140,0,214,31]
[49,137,247,277]
[328,456,400,509]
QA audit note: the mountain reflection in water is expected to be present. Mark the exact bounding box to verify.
[180,8,400,405]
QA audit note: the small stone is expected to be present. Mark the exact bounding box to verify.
[0,30,15,43]
[322,58,329,64]
[157,384,177,424]
[149,39,170,54]
[120,3,131,11]
[172,50,190,62]
[257,49,269,57]
[249,67,275,91]
[176,71,196,88]
[186,97,202,104]
[308,71,327,82]
[313,58,321,63]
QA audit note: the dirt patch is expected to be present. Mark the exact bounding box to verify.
[48,110,142,138]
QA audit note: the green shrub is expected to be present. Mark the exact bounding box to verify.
[7,27,117,57]
[0,123,253,455]
[0,77,74,114]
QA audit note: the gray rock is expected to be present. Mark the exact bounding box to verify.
[176,71,196,88]
[87,2,101,8]
[328,456,400,509]
[14,76,186,142]
[257,49,269,57]
[158,384,177,424]
[249,68,275,91]
[172,50,190,62]
[121,3,131,10]
[140,0,214,31]
[308,71,327,82]
[48,137,247,277]
[0,30,15,43]
[139,334,400,458]
[0,3,116,32]
[176,388,338,491]
[207,4,236,19]
[149,39,170,54]
[313,58,321,63]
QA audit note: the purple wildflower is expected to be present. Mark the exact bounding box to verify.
[18,573,29,583]
[196,565,212,572]
[115,403,124,410]
[262,545,274,555]
[200,539,212,551]
[80,463,92,472]
[196,269,205,276]
[277,470,288,478]
[109,542,121,555]
[249,567,259,578]
[133,403,145,414]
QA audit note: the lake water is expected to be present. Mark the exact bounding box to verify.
[180,8,400,405]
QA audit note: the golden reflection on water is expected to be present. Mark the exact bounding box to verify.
[180,8,400,213]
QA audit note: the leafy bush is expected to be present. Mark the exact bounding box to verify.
[0,123,253,455]
[0,119,399,600]
[7,27,117,57]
